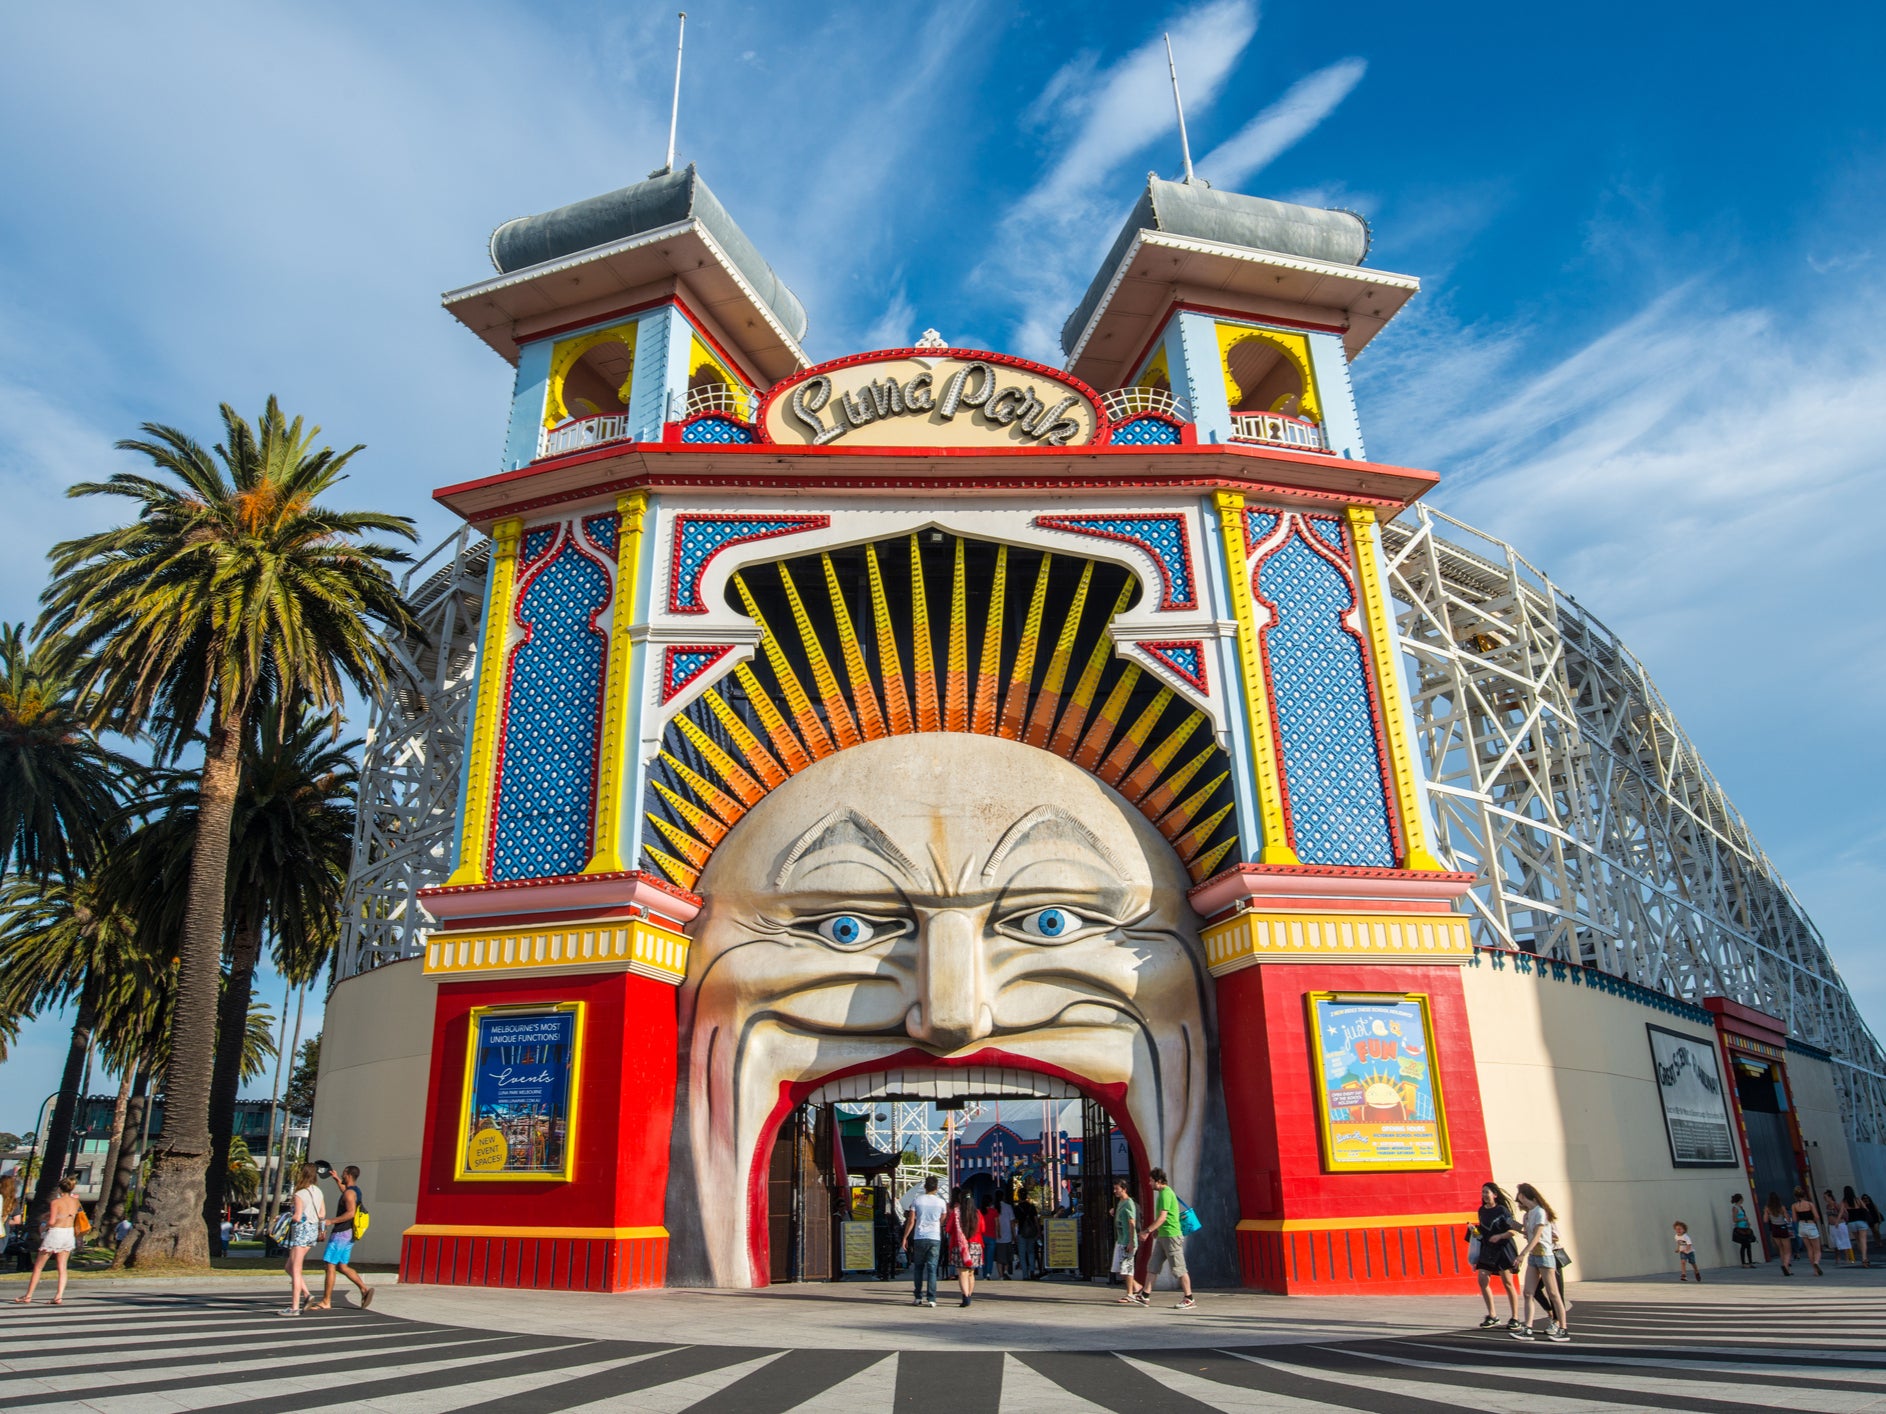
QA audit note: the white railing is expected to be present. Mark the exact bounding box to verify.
[1100,386,1192,423]
[1229,410,1331,453]
[681,383,758,422]
[538,414,632,460]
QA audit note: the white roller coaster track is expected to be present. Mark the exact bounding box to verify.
[334,507,1886,1145]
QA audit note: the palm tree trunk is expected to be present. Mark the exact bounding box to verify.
[103,1065,150,1232]
[202,918,263,1257]
[28,974,100,1229]
[93,1064,134,1224]
[119,701,245,1268]
[260,980,291,1227]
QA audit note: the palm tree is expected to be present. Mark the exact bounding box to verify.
[225,1136,261,1208]
[0,874,151,1226]
[39,397,417,1266]
[0,623,135,881]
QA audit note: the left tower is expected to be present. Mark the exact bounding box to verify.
[401,166,808,1290]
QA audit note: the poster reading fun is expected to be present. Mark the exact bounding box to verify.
[460,1006,579,1179]
[1309,994,1451,1171]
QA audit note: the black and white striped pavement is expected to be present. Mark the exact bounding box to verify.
[3,1287,1885,1412]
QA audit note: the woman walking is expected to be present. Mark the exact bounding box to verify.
[280,1162,326,1315]
[1845,1187,1873,1267]
[1469,1182,1522,1329]
[1789,1187,1823,1276]
[1823,1190,1853,1265]
[1763,1192,1794,1273]
[1509,1183,1570,1342]
[1728,1194,1756,1267]
[944,1186,984,1308]
[13,1176,82,1306]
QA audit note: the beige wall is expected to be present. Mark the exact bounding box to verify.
[1464,961,1752,1277]
[309,958,434,1265]
[1787,1049,1856,1204]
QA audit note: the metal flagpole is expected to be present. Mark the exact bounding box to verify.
[664,12,688,175]
[1164,33,1196,184]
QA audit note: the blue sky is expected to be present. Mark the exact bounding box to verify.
[0,0,1881,1135]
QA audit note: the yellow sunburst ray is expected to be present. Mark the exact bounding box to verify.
[658,751,750,827]
[733,662,813,775]
[1073,664,1141,771]
[971,544,1007,735]
[909,535,940,732]
[864,542,911,736]
[777,560,860,750]
[1048,580,1134,757]
[999,553,1052,740]
[733,574,833,761]
[1155,769,1229,841]
[652,780,728,845]
[1023,560,1091,748]
[647,811,714,868]
[1173,802,1236,868]
[1097,686,1173,787]
[1186,835,1238,882]
[1118,710,1206,805]
[645,845,700,891]
[699,687,787,791]
[823,552,886,741]
[944,537,969,732]
[1138,743,1217,823]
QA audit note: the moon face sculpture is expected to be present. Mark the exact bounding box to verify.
[665,732,1214,1287]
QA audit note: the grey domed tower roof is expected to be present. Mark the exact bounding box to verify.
[488,164,808,344]
[1062,177,1371,357]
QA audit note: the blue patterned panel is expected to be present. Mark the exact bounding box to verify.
[583,511,620,554]
[1109,416,1182,445]
[1258,533,1396,867]
[1242,509,1280,556]
[669,514,829,612]
[490,539,611,881]
[681,416,757,444]
[1033,514,1196,610]
[520,524,558,568]
[1305,514,1347,556]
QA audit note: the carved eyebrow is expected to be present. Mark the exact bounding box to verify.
[774,808,918,888]
[981,805,1123,882]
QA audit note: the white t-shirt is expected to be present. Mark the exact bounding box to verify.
[1523,1205,1553,1252]
[997,1202,1015,1242]
[911,1193,946,1241]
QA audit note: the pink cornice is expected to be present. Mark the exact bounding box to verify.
[418,868,702,928]
[1187,861,1475,921]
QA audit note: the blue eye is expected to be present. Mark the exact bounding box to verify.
[1020,907,1081,939]
[817,915,876,946]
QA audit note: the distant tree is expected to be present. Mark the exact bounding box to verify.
[225,1136,261,1207]
[0,1132,20,1152]
[284,1035,320,1119]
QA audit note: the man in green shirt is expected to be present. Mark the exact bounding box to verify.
[1139,1168,1195,1309]
[1111,1177,1143,1305]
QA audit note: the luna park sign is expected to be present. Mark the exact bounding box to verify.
[760,350,1103,449]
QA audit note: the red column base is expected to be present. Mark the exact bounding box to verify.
[1237,1219,1478,1295]
[399,1229,668,1291]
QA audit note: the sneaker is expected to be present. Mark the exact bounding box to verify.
[1508,1326,1535,1341]
[1175,1296,1197,1310]
[1505,1318,1524,1331]
[1116,1294,1140,1304]
[1133,1292,1151,1306]
[925,1299,937,1307]
[912,1297,926,1306]
[1545,1324,1570,1343]
[1477,1315,1501,1329]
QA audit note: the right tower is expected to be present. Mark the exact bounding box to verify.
[1066,177,1486,1293]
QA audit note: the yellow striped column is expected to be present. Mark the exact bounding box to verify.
[446,516,524,887]
[584,492,649,874]
[1213,490,1299,866]
[1346,506,1445,872]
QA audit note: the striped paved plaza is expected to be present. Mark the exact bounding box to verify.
[3,1280,1884,1411]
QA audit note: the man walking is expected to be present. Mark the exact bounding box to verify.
[1112,1176,1145,1305]
[1141,1168,1195,1310]
[901,1175,947,1307]
[308,1165,374,1311]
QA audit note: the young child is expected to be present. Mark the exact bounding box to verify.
[1673,1221,1701,1282]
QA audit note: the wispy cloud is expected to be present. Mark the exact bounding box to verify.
[1197,58,1367,190]
[1357,265,1886,1032]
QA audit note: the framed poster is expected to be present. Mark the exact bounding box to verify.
[1308,993,1451,1171]
[1646,1024,1738,1167]
[455,1002,584,1181]
[841,1220,875,1272]
[1044,1217,1079,1270]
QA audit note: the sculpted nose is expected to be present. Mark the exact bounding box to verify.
[907,910,991,1052]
